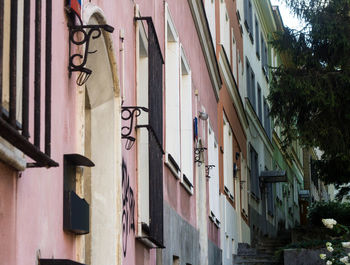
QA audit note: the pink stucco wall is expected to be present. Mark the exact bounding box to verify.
[0,0,220,264]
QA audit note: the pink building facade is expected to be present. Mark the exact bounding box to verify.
[0,0,265,264]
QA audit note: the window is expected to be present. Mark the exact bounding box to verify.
[250,145,259,199]
[165,9,181,173]
[267,183,274,216]
[165,8,194,190]
[244,0,253,42]
[0,0,57,167]
[208,125,220,225]
[220,1,231,61]
[293,177,299,204]
[232,33,238,82]
[246,60,256,110]
[204,0,216,48]
[240,157,249,216]
[255,16,260,58]
[261,34,268,78]
[223,114,234,200]
[263,98,271,139]
[257,84,262,122]
[137,20,150,228]
[180,48,194,188]
[136,17,164,246]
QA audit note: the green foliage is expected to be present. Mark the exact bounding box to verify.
[308,201,350,226]
[268,0,350,186]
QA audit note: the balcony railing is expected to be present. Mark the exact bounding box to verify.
[0,0,58,168]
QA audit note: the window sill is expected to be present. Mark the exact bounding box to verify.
[180,177,193,195]
[250,192,260,202]
[256,52,260,61]
[0,137,26,171]
[224,186,234,202]
[249,33,254,44]
[209,211,221,228]
[165,153,180,179]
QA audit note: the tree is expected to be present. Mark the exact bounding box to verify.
[268,0,350,196]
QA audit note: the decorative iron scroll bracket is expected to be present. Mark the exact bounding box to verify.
[205,165,215,179]
[121,106,149,150]
[194,147,207,166]
[67,8,114,86]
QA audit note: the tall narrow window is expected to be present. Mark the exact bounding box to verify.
[137,20,149,228]
[257,84,262,121]
[135,16,164,247]
[220,1,231,62]
[208,125,220,225]
[255,16,260,58]
[244,0,253,38]
[250,70,256,110]
[223,114,234,200]
[165,10,181,172]
[204,0,216,49]
[232,32,237,82]
[267,183,274,216]
[246,60,251,100]
[250,145,259,199]
[261,34,268,77]
[263,98,271,139]
[180,48,193,188]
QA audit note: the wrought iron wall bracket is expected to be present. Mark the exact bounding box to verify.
[121,106,149,150]
[67,8,114,86]
[194,147,207,166]
[205,165,215,179]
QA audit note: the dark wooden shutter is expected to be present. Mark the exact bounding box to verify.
[146,18,164,247]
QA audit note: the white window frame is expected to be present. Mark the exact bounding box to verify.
[208,123,221,225]
[220,1,231,62]
[204,0,216,49]
[180,46,194,191]
[136,18,150,231]
[223,113,234,201]
[165,4,181,177]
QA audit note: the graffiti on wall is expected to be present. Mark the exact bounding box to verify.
[122,159,135,257]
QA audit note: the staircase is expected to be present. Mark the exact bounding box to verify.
[234,235,290,265]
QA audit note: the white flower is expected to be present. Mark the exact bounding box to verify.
[342,242,350,248]
[327,260,333,265]
[327,246,334,252]
[320,254,327,260]
[322,219,337,229]
[326,242,332,247]
[340,256,349,263]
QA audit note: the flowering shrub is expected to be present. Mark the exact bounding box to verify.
[319,219,350,265]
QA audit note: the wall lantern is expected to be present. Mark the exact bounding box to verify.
[63,154,94,235]
[198,111,209,121]
[66,7,114,86]
[205,165,215,178]
[121,106,149,150]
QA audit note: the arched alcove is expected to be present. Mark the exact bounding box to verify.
[81,7,122,265]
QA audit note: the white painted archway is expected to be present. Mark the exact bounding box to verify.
[78,4,122,265]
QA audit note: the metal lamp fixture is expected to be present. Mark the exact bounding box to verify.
[198,111,208,120]
[67,7,114,86]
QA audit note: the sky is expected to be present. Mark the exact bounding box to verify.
[270,0,304,30]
